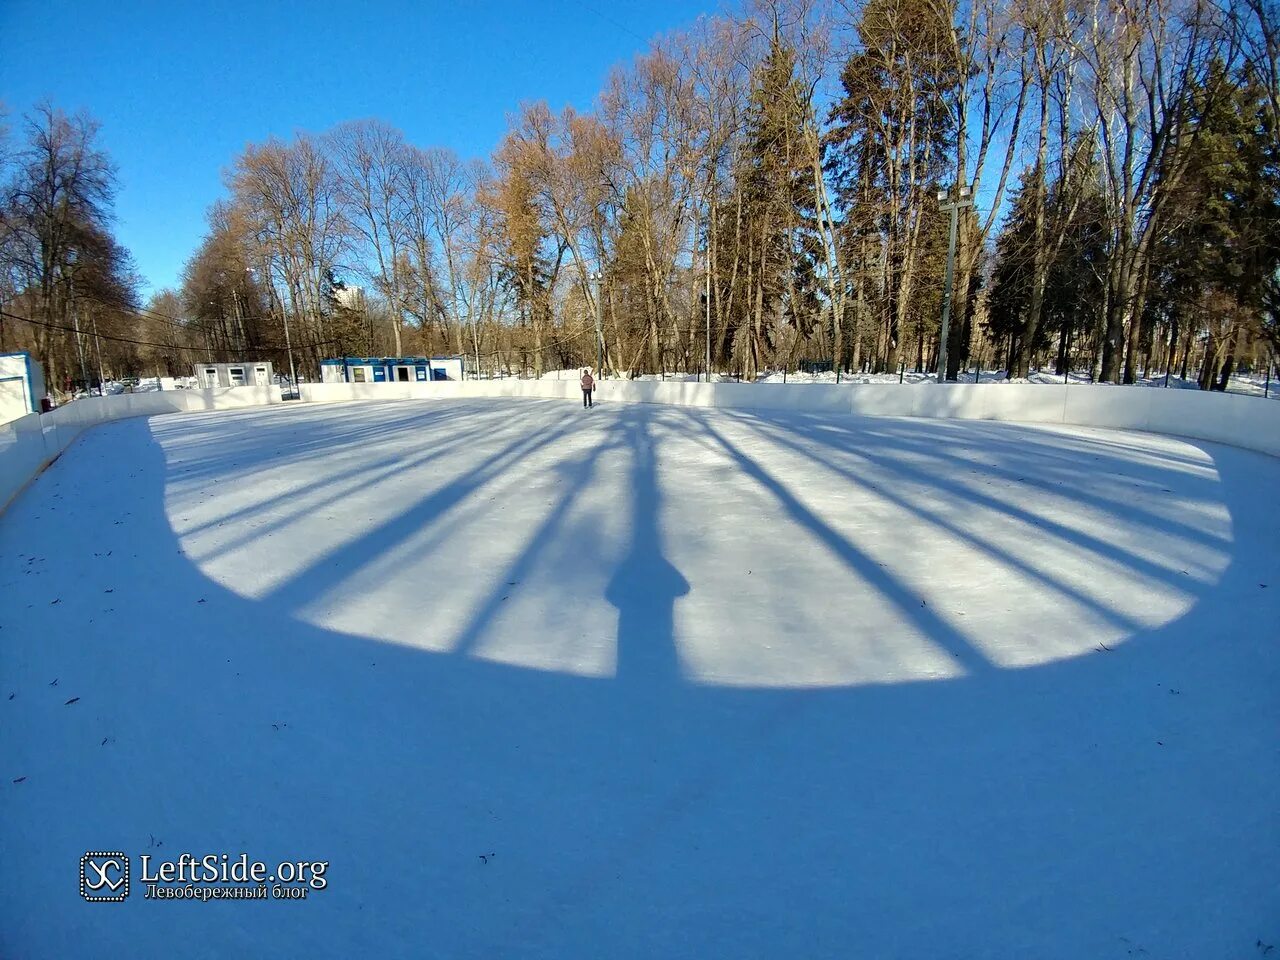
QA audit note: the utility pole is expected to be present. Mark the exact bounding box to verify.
[90,307,106,393]
[591,271,604,378]
[471,272,487,380]
[282,302,299,399]
[68,259,90,396]
[202,312,214,362]
[264,267,300,400]
[389,261,403,358]
[391,285,403,357]
[936,183,973,384]
[73,294,90,392]
[231,287,248,352]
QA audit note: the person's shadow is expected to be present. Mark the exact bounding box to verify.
[605,409,690,691]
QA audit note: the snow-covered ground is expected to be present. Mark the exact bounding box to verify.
[2,398,1277,958]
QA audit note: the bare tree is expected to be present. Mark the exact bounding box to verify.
[1082,0,1227,381]
[230,134,348,373]
[328,119,410,354]
[939,0,1031,378]
[1010,0,1084,378]
[0,102,118,383]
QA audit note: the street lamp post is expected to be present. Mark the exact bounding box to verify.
[936,184,974,384]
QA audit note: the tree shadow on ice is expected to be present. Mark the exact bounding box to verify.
[674,407,993,674]
[605,408,689,690]
[787,412,1230,546]
[174,401,519,548]
[447,416,626,659]
[440,403,689,693]
[260,403,584,618]
[0,404,1277,960]
[709,410,1217,637]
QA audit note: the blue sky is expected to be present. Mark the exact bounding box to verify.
[1,0,713,297]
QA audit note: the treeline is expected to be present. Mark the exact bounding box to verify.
[0,104,145,392]
[3,0,1278,391]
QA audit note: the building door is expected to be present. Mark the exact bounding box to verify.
[396,367,410,382]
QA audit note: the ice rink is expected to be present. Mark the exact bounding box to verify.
[2,397,1278,958]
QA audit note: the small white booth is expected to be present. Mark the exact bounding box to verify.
[0,352,46,425]
[194,361,275,389]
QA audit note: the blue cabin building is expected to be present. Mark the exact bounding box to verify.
[320,356,465,385]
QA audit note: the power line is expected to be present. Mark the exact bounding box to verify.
[0,308,344,356]
[0,308,213,354]
[567,0,648,43]
[5,303,605,371]
[74,287,599,362]
[75,291,275,332]
[470,322,594,362]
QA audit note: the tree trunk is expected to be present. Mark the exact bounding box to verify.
[946,266,971,380]
[1214,326,1237,391]
[1100,266,1131,384]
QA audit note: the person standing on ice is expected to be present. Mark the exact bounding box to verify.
[580,368,595,408]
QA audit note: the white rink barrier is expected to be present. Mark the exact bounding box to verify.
[300,379,581,404]
[299,379,1280,459]
[0,386,278,513]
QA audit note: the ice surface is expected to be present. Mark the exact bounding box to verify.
[2,398,1277,958]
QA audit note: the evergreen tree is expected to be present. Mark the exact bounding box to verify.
[729,30,819,377]
[985,167,1039,373]
[1146,61,1280,388]
[987,139,1109,378]
[825,0,959,372]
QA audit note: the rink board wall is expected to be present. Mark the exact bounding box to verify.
[0,387,278,514]
[298,380,1280,459]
